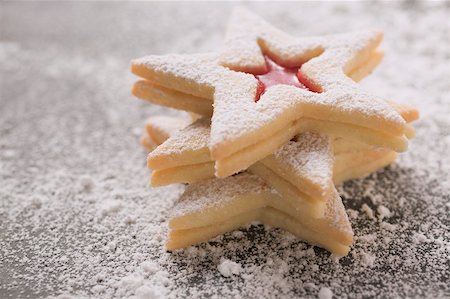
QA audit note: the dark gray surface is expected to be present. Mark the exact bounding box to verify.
[1,2,449,298]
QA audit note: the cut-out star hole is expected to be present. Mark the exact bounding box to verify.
[253,56,321,101]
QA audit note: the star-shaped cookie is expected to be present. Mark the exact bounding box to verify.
[141,106,416,218]
[131,8,416,177]
[167,173,353,256]
[139,108,415,255]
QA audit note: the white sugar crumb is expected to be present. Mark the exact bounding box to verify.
[359,251,376,268]
[380,222,397,232]
[217,258,243,277]
[3,149,16,158]
[306,248,316,257]
[132,127,142,136]
[135,285,159,299]
[119,273,144,292]
[92,285,106,294]
[231,230,245,238]
[141,261,160,274]
[99,200,124,217]
[412,233,429,244]
[346,208,359,219]
[329,254,341,263]
[361,203,375,220]
[304,282,317,290]
[397,196,405,207]
[124,214,137,225]
[311,264,319,272]
[318,287,333,299]
[377,205,391,220]
[358,234,377,244]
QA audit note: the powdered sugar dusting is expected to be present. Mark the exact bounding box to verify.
[170,171,352,245]
[377,205,391,220]
[145,114,192,140]
[213,7,406,142]
[217,258,243,277]
[361,203,376,220]
[271,132,333,192]
[133,11,409,158]
[318,286,333,299]
[148,118,210,159]
[322,190,354,239]
[1,2,448,298]
[132,53,225,98]
[170,173,270,219]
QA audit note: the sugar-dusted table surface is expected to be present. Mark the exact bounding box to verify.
[1,2,449,298]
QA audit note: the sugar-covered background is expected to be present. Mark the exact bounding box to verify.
[0,2,449,298]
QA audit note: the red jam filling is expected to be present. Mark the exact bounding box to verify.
[253,56,321,101]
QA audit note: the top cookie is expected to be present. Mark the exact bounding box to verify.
[131,7,414,178]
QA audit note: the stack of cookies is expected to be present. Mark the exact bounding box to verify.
[130,8,419,256]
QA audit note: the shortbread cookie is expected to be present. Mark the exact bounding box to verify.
[147,102,416,186]
[131,8,416,178]
[148,118,212,175]
[139,134,157,151]
[133,81,213,117]
[167,173,353,256]
[145,115,192,145]
[144,123,390,219]
[144,112,414,218]
[333,149,397,185]
[140,117,398,255]
[132,49,383,117]
[146,119,333,217]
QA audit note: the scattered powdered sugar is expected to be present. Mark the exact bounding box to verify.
[140,261,160,274]
[99,200,124,217]
[318,286,333,299]
[357,233,377,244]
[146,115,192,138]
[217,258,243,277]
[377,205,391,220]
[270,132,334,193]
[134,285,159,299]
[3,149,16,158]
[358,251,376,268]
[412,233,430,244]
[148,118,211,160]
[361,203,375,220]
[380,221,397,232]
[346,209,359,220]
[170,173,270,219]
[1,2,449,299]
